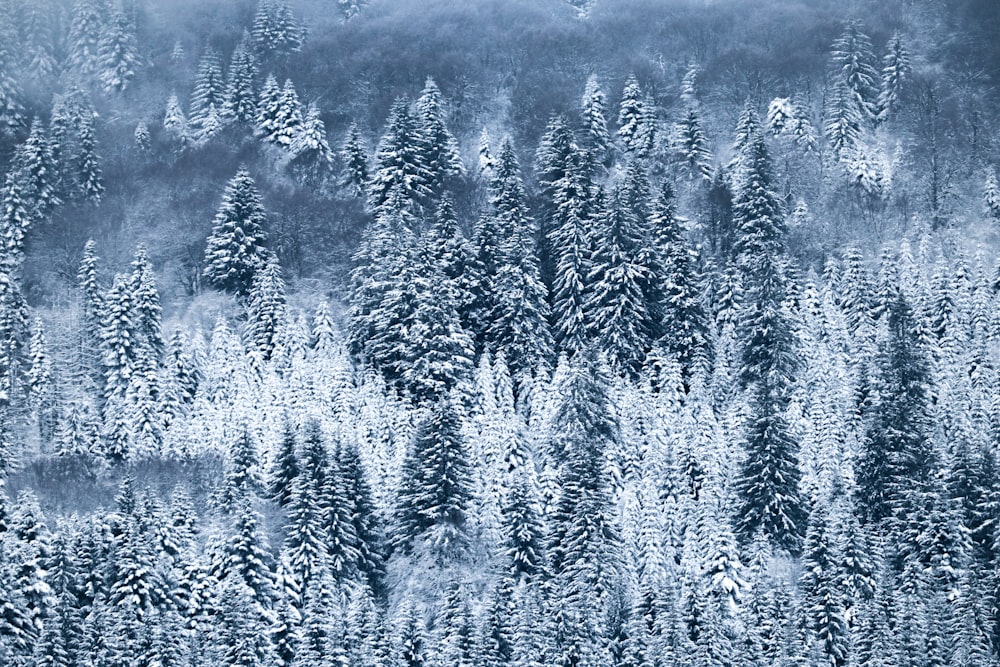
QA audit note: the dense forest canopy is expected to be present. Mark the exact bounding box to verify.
[0,0,999,665]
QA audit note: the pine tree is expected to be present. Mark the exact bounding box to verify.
[26,317,55,443]
[97,11,140,94]
[203,169,271,297]
[675,106,713,179]
[75,113,104,203]
[618,75,655,158]
[224,36,258,125]
[341,122,370,197]
[270,79,304,148]
[269,420,299,507]
[163,93,188,144]
[368,98,431,215]
[983,169,1000,223]
[21,2,57,84]
[393,397,473,558]
[799,506,850,667]
[732,133,805,552]
[586,184,651,377]
[14,119,60,218]
[67,0,107,80]
[244,255,287,361]
[255,73,282,142]
[130,245,164,364]
[190,48,227,139]
[0,32,23,137]
[547,354,619,666]
[502,469,545,581]
[483,141,553,380]
[877,31,910,124]
[252,0,304,60]
[829,21,880,124]
[855,289,934,527]
[824,78,862,161]
[289,103,334,183]
[416,77,464,196]
[652,182,711,379]
[581,74,611,166]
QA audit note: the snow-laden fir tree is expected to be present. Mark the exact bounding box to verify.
[983,169,1000,223]
[224,36,258,125]
[368,98,431,216]
[245,255,287,362]
[268,79,304,148]
[75,112,104,203]
[618,75,655,158]
[203,169,271,297]
[341,122,370,198]
[877,31,910,124]
[14,119,60,219]
[581,74,611,166]
[799,505,850,667]
[289,103,334,184]
[829,21,880,125]
[252,0,304,60]
[482,140,553,381]
[732,133,805,552]
[416,77,464,197]
[585,184,651,378]
[67,0,107,80]
[164,93,188,144]
[190,49,227,140]
[393,396,473,559]
[97,11,140,94]
[0,32,23,137]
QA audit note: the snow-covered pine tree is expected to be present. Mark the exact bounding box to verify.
[393,396,473,559]
[581,74,611,166]
[163,92,188,144]
[75,112,104,203]
[244,254,287,362]
[190,48,227,141]
[829,21,880,125]
[14,119,60,219]
[289,103,334,185]
[97,11,140,94]
[368,98,431,216]
[618,75,655,158]
[651,182,711,379]
[67,0,107,81]
[203,168,271,297]
[877,31,910,124]
[270,79,304,148]
[341,122,370,198]
[983,169,1000,223]
[252,0,304,60]
[586,184,651,378]
[799,505,850,667]
[416,77,464,197]
[224,36,258,125]
[484,140,553,382]
[732,133,805,552]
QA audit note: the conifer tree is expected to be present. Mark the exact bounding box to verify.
[652,182,711,379]
[877,31,910,123]
[799,506,850,667]
[341,122,370,197]
[829,21,880,124]
[581,74,611,165]
[393,397,473,558]
[289,103,334,184]
[224,36,258,125]
[245,255,287,361]
[203,169,271,297]
[67,0,107,80]
[26,317,55,443]
[252,0,304,60]
[269,420,299,507]
[75,113,104,203]
[586,185,650,377]
[856,289,934,526]
[97,11,140,94]
[270,79,304,148]
[368,98,431,216]
[416,77,464,196]
[983,169,1000,223]
[14,119,60,218]
[618,75,655,158]
[164,93,188,144]
[483,141,553,380]
[190,49,227,139]
[130,245,164,364]
[732,133,805,551]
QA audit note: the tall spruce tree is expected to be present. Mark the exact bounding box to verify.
[732,133,805,552]
[203,169,271,297]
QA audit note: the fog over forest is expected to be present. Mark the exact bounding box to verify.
[1,0,1000,665]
